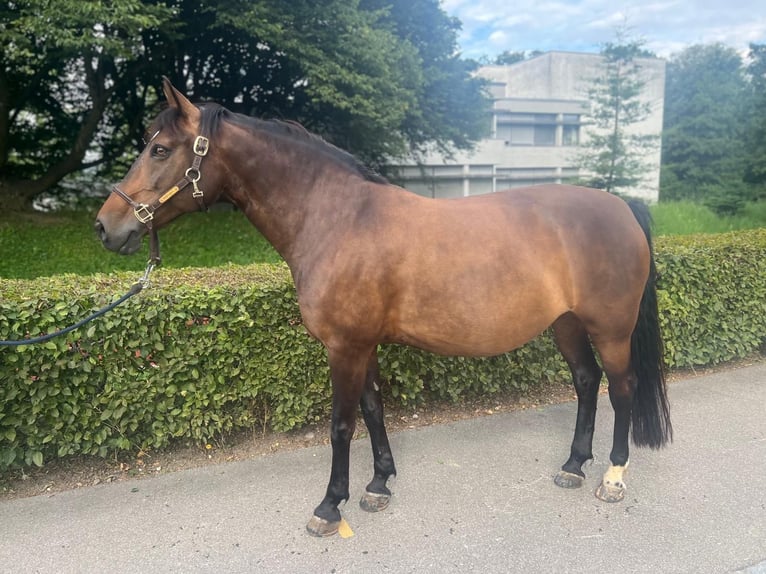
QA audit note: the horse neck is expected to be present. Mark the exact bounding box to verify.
[217,123,371,266]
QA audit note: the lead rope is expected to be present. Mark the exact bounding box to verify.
[0,260,156,347]
[2,132,209,347]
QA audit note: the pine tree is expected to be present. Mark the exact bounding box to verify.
[577,31,658,195]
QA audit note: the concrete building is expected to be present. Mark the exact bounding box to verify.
[392,51,666,202]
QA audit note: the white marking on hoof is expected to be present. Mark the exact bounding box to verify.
[595,462,629,503]
[603,461,629,488]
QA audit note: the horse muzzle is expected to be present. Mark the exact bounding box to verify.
[94,218,144,255]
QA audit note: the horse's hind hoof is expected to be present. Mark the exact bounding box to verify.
[359,490,391,513]
[306,515,340,537]
[595,481,625,503]
[554,470,585,489]
[595,463,627,502]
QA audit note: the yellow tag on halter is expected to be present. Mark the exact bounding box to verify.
[159,186,180,204]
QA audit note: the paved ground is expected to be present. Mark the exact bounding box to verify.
[1,362,764,574]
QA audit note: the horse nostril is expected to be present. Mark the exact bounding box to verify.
[94,219,107,242]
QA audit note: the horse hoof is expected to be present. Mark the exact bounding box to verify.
[359,491,391,513]
[554,471,584,489]
[595,481,625,503]
[306,515,340,537]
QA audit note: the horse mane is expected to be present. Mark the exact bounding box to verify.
[154,102,387,185]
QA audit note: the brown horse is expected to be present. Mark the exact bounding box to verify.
[95,78,672,537]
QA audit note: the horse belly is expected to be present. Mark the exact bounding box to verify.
[387,281,565,357]
[393,319,552,358]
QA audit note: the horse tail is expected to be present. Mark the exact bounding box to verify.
[626,199,673,449]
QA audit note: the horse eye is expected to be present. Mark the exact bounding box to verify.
[151,144,169,158]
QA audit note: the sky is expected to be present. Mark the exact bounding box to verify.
[442,0,766,60]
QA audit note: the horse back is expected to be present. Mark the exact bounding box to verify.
[296,183,649,356]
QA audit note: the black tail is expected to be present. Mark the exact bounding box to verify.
[626,200,673,449]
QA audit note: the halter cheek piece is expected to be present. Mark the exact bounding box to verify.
[110,134,210,266]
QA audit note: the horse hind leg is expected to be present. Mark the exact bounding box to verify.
[359,350,397,513]
[552,313,603,490]
[591,335,636,503]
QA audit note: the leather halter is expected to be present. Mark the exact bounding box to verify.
[111,135,210,265]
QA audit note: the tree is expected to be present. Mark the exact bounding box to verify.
[201,0,489,165]
[576,31,658,195]
[660,43,759,213]
[0,0,490,210]
[179,0,425,163]
[743,43,766,194]
[0,0,173,210]
[358,0,489,160]
[494,51,528,66]
[489,50,543,65]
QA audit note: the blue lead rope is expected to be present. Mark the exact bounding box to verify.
[0,263,155,347]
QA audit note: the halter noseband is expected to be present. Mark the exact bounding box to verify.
[111,134,210,266]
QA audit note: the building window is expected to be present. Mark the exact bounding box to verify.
[496,113,557,146]
[496,178,558,190]
[429,179,464,199]
[563,125,579,146]
[467,178,493,195]
[562,114,581,146]
[396,165,466,199]
[468,164,494,176]
[533,125,556,145]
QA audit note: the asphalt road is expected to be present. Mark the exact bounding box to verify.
[1,362,764,574]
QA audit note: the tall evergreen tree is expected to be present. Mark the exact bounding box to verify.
[576,31,658,195]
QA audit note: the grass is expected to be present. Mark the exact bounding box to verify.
[0,209,282,280]
[650,200,766,236]
[0,200,763,280]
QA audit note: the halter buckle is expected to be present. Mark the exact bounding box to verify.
[193,136,210,156]
[133,204,154,224]
[192,181,204,198]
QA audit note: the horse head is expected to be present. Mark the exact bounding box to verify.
[95,78,224,258]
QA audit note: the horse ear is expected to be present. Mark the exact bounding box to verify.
[161,76,200,124]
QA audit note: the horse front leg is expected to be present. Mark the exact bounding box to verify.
[306,346,369,537]
[359,350,397,512]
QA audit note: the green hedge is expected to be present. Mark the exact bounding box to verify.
[655,230,766,366]
[1,229,764,470]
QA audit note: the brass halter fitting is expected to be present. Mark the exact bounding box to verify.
[193,136,209,156]
[110,132,211,265]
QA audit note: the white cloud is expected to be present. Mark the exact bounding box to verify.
[446,0,766,59]
[488,30,509,47]
[584,6,636,32]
